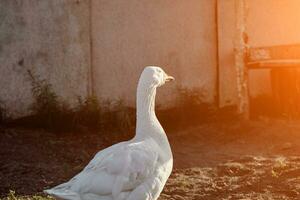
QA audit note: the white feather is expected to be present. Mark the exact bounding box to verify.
[44,66,173,200]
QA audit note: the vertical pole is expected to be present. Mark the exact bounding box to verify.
[88,0,95,96]
[234,0,249,118]
[215,0,220,108]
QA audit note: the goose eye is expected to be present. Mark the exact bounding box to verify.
[153,74,159,80]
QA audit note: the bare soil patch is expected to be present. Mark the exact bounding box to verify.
[1,120,300,199]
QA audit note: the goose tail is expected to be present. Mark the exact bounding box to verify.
[44,188,80,200]
[44,182,80,200]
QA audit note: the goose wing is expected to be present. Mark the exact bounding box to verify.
[84,139,160,195]
[47,139,160,199]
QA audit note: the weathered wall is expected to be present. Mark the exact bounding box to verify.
[0,0,91,117]
[247,0,300,47]
[4,0,293,117]
[91,0,218,108]
[246,0,300,97]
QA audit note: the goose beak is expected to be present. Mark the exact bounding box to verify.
[165,74,175,82]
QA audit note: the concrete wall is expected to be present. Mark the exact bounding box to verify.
[0,0,220,117]
[4,0,295,117]
[247,0,300,47]
[0,0,91,117]
[246,0,300,97]
[91,0,218,108]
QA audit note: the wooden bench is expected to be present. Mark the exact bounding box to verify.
[247,44,300,69]
[246,44,300,118]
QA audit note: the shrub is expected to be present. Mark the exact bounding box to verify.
[28,70,60,116]
[0,100,7,124]
[102,99,135,134]
[25,70,135,134]
[157,87,216,130]
[27,70,65,131]
[21,71,236,134]
[73,95,102,130]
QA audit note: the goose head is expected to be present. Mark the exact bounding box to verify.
[139,66,174,88]
[136,66,174,139]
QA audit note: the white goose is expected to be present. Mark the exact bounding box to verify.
[45,66,174,200]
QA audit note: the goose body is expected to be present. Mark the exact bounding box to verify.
[45,66,174,200]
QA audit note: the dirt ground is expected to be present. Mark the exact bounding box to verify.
[1,120,300,199]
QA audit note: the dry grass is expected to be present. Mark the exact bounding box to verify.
[1,191,52,200]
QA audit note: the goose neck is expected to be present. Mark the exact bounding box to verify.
[136,84,157,124]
